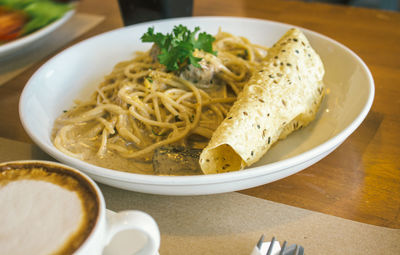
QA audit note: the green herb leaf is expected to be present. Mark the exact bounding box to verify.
[141,25,216,71]
[194,32,217,55]
[146,76,153,83]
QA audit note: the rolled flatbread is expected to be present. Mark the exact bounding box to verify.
[199,28,325,174]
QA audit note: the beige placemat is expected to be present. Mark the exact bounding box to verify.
[0,13,104,86]
[0,137,399,255]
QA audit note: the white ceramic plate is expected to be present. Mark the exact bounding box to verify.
[19,17,374,195]
[0,10,74,59]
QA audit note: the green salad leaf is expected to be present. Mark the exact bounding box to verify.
[0,0,33,9]
[23,1,71,34]
[141,25,216,71]
[0,0,72,35]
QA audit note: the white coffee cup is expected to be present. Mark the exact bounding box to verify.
[0,160,160,255]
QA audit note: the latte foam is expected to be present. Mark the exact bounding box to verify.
[0,180,83,254]
[0,164,99,255]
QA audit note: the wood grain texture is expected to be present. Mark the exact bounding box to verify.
[194,0,400,228]
[0,0,399,228]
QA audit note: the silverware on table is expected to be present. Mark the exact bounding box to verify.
[255,235,304,255]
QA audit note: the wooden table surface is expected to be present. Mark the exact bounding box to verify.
[1,0,399,229]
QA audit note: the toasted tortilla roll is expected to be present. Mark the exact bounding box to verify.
[199,28,325,174]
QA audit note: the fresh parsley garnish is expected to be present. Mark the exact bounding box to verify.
[141,25,216,71]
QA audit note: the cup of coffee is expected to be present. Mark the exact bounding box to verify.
[0,160,160,255]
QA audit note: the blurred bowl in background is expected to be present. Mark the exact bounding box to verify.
[0,10,74,59]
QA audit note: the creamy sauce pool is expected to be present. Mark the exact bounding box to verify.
[85,151,153,174]
[51,126,208,175]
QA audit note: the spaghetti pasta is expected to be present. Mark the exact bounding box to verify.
[52,29,268,174]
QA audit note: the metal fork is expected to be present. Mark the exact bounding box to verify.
[257,235,304,255]
[281,243,304,255]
